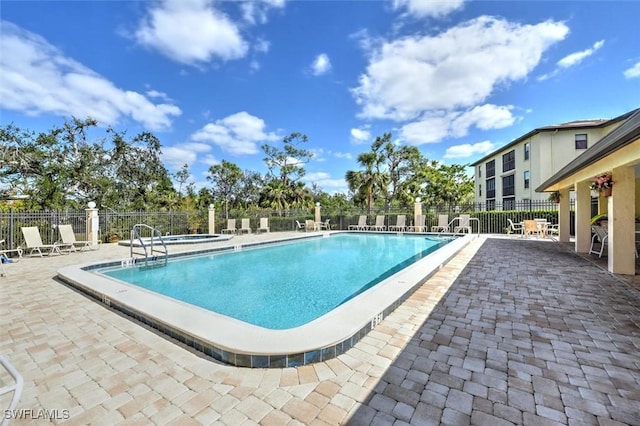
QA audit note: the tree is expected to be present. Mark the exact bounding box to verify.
[207,160,243,218]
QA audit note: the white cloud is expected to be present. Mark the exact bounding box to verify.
[393,0,465,18]
[191,111,279,155]
[539,40,605,81]
[310,53,332,76]
[352,16,568,123]
[254,38,271,54]
[162,142,212,170]
[350,127,371,144]
[134,0,248,65]
[443,140,495,159]
[557,40,604,69]
[304,172,347,192]
[334,152,353,160]
[241,0,286,25]
[0,21,181,130]
[624,61,640,79]
[400,104,516,145]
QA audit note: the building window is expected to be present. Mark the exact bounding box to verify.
[502,150,515,172]
[502,174,515,196]
[478,166,481,178]
[503,197,515,211]
[479,184,482,197]
[487,199,495,211]
[524,142,530,161]
[524,170,530,189]
[486,160,495,178]
[486,178,495,199]
[575,134,588,149]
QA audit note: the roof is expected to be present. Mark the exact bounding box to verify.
[535,107,640,192]
[470,109,636,166]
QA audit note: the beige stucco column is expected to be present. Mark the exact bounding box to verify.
[85,202,99,247]
[414,198,423,231]
[315,202,321,223]
[574,180,592,253]
[608,166,635,275]
[557,188,571,242]
[208,205,215,234]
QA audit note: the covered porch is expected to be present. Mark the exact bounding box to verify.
[537,108,640,275]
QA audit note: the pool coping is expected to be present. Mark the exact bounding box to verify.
[57,231,474,368]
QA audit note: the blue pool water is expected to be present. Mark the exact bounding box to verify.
[102,233,449,329]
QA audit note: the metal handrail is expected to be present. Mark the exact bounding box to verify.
[130,224,168,266]
[0,355,24,426]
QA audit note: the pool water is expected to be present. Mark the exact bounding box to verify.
[102,233,448,329]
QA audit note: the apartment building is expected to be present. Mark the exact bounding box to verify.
[471,109,636,209]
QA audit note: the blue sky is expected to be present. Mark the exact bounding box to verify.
[1,1,639,194]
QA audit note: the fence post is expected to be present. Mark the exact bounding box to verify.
[86,202,99,248]
[208,205,215,234]
[414,198,423,232]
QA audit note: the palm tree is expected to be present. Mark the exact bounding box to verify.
[345,152,386,212]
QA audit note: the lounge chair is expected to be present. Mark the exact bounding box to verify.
[305,219,316,232]
[507,219,524,237]
[453,215,472,234]
[58,224,94,251]
[296,220,306,231]
[348,215,368,230]
[431,215,449,232]
[238,218,251,234]
[21,226,69,256]
[369,215,386,231]
[388,215,406,232]
[589,225,608,257]
[257,218,270,233]
[221,219,237,234]
[318,219,331,230]
[407,214,425,232]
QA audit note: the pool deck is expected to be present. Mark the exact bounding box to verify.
[1,232,639,425]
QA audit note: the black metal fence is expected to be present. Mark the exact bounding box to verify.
[0,200,577,251]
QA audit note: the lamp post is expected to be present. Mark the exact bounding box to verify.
[414,197,423,232]
[208,204,215,235]
[85,201,99,247]
[315,202,321,223]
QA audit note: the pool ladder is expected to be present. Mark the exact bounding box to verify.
[130,224,168,267]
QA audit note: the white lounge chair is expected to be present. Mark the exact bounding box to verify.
[318,219,330,230]
[407,215,426,232]
[257,218,270,233]
[21,226,68,256]
[296,220,306,231]
[221,219,237,234]
[58,224,94,251]
[349,215,368,230]
[507,219,524,237]
[431,215,449,232]
[388,215,406,232]
[589,225,608,257]
[238,218,251,234]
[453,215,472,234]
[369,215,386,231]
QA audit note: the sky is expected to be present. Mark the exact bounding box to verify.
[1,0,639,195]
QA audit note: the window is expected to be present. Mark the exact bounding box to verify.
[502,174,515,196]
[487,199,495,211]
[503,197,515,211]
[575,134,588,149]
[524,170,530,189]
[479,184,482,197]
[502,150,515,172]
[524,142,530,161]
[478,166,482,178]
[486,178,495,199]
[486,160,495,178]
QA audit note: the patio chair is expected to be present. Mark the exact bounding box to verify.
[369,215,386,231]
[453,215,472,234]
[407,214,426,232]
[589,225,608,257]
[58,224,94,251]
[238,218,251,234]
[318,219,331,230]
[388,215,406,231]
[431,215,449,232]
[305,219,316,232]
[507,219,524,237]
[21,226,68,256]
[349,215,368,230]
[257,217,270,233]
[296,220,306,231]
[523,220,541,238]
[221,219,237,234]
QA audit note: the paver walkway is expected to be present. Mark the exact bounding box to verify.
[1,235,639,425]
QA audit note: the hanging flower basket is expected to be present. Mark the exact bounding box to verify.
[548,191,561,203]
[590,173,613,197]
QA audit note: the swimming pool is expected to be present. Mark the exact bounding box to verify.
[58,232,472,367]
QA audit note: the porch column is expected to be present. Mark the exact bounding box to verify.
[85,202,99,247]
[414,198,423,232]
[558,188,570,242]
[315,202,321,223]
[609,166,635,275]
[575,180,591,253]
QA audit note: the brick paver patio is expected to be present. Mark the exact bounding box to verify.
[1,234,639,425]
